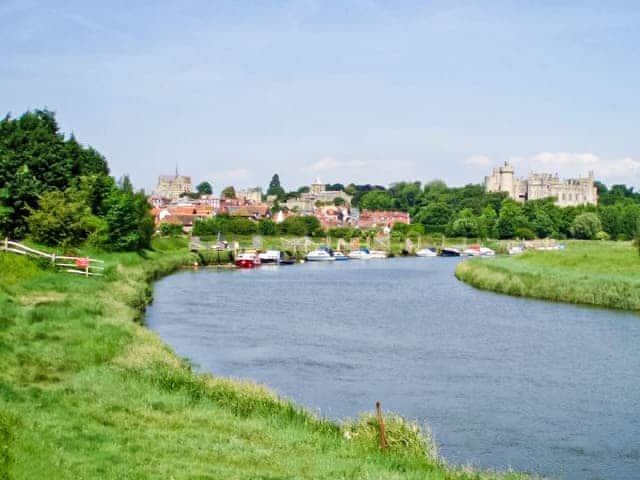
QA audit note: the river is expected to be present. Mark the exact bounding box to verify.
[146,257,640,479]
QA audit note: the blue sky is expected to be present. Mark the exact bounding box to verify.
[2,1,640,193]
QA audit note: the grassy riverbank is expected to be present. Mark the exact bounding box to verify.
[455,241,640,311]
[0,241,525,479]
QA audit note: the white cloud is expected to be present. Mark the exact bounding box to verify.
[465,154,491,167]
[503,152,640,186]
[306,156,367,173]
[531,152,599,166]
[595,157,640,178]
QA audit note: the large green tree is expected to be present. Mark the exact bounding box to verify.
[196,181,212,195]
[267,174,286,199]
[101,177,154,251]
[0,110,108,237]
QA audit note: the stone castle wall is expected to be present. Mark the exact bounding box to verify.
[485,163,597,206]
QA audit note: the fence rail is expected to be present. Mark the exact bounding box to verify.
[1,238,104,277]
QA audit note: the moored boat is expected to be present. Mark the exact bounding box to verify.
[416,247,437,257]
[463,245,495,257]
[258,250,281,264]
[332,251,349,261]
[369,249,388,259]
[235,251,261,268]
[440,247,461,257]
[306,248,336,262]
[348,247,372,260]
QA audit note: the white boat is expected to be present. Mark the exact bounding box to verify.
[369,250,388,259]
[479,247,495,257]
[416,247,437,257]
[348,248,372,260]
[332,251,349,261]
[258,250,281,264]
[306,249,335,261]
[508,246,524,255]
[463,246,495,257]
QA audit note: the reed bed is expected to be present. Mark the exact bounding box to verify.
[455,241,640,311]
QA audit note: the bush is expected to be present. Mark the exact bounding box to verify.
[595,231,610,241]
[258,219,277,236]
[158,223,184,237]
[27,190,101,247]
[570,212,602,240]
[514,227,536,240]
[328,227,356,239]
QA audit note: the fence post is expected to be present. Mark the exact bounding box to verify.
[52,253,56,265]
[3,238,7,251]
[376,401,388,452]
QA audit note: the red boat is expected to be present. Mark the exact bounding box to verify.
[234,251,261,268]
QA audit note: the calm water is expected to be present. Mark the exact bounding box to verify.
[146,258,640,479]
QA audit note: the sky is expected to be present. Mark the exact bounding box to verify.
[2,0,640,193]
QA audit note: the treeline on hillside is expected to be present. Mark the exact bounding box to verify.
[193,215,324,238]
[0,109,153,250]
[347,181,640,240]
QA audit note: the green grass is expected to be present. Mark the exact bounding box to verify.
[0,242,526,479]
[455,240,640,311]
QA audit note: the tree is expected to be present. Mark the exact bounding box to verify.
[221,186,236,199]
[570,212,602,239]
[477,206,497,238]
[333,197,346,206]
[101,178,154,250]
[358,191,395,211]
[27,190,101,247]
[414,202,453,231]
[196,181,212,195]
[494,200,528,239]
[0,109,109,237]
[267,174,286,198]
[449,208,478,237]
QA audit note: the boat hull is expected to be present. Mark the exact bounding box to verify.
[235,259,257,268]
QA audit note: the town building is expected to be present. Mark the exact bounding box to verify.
[484,162,598,207]
[152,173,193,201]
[284,178,352,214]
[357,210,411,229]
[236,188,263,204]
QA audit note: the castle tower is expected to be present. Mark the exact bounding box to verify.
[310,177,325,195]
[485,162,517,200]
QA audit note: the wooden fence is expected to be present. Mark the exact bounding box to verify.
[1,238,104,277]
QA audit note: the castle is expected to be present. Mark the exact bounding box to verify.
[284,178,352,214]
[484,162,598,207]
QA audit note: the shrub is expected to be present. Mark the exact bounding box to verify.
[514,227,536,240]
[595,231,610,241]
[27,190,101,247]
[570,212,602,240]
[258,219,277,236]
[158,223,184,237]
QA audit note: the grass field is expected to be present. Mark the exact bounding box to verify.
[0,240,526,479]
[455,241,640,311]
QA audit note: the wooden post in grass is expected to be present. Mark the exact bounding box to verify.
[376,401,388,452]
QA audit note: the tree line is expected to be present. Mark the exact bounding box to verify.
[256,175,640,240]
[0,110,153,250]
